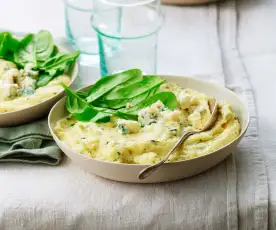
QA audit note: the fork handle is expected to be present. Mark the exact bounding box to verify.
[138,130,197,180]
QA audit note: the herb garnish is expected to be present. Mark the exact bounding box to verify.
[62,69,178,123]
[151,140,159,144]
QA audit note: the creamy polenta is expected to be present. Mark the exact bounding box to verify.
[0,59,71,112]
[54,83,241,164]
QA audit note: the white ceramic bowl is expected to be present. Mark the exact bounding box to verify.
[0,38,78,127]
[49,75,249,183]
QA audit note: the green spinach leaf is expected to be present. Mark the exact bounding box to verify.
[40,51,80,73]
[5,51,14,62]
[76,90,88,99]
[35,30,55,64]
[19,34,34,47]
[63,84,114,122]
[63,84,98,121]
[36,51,80,87]
[14,30,55,68]
[105,76,164,100]
[0,32,21,57]
[0,33,9,57]
[90,112,112,123]
[104,70,143,93]
[36,73,53,88]
[86,69,142,103]
[95,76,165,109]
[14,34,36,67]
[1,32,20,53]
[115,92,178,120]
[7,33,20,52]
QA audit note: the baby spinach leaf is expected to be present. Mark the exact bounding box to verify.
[6,33,20,52]
[63,84,98,121]
[96,85,159,109]
[40,51,80,73]
[95,76,165,109]
[5,51,14,62]
[73,106,99,122]
[0,32,19,57]
[36,73,53,88]
[36,51,80,87]
[90,112,112,123]
[62,72,178,123]
[76,90,88,99]
[20,34,34,47]
[0,32,9,57]
[35,30,55,64]
[104,71,143,93]
[105,76,164,100]
[93,106,116,114]
[0,32,21,57]
[63,84,114,122]
[14,30,55,68]
[86,69,142,103]
[115,92,178,120]
[128,91,178,111]
[14,33,36,67]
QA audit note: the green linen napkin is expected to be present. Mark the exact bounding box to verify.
[0,117,62,165]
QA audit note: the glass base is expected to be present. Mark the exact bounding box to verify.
[74,36,99,55]
[77,54,101,86]
[79,53,100,67]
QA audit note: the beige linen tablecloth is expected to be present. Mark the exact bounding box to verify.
[0,0,269,229]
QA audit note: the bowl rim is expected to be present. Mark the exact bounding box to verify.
[0,34,79,117]
[49,74,250,167]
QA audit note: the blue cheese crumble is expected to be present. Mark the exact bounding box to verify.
[138,100,165,126]
[117,119,141,135]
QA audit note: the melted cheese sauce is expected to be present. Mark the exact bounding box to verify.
[0,59,71,113]
[55,83,241,164]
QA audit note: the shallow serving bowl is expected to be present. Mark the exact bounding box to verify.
[0,37,78,127]
[49,75,249,183]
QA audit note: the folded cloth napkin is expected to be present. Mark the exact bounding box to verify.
[0,117,62,165]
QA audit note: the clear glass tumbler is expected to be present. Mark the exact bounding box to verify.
[64,0,99,66]
[91,0,163,76]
